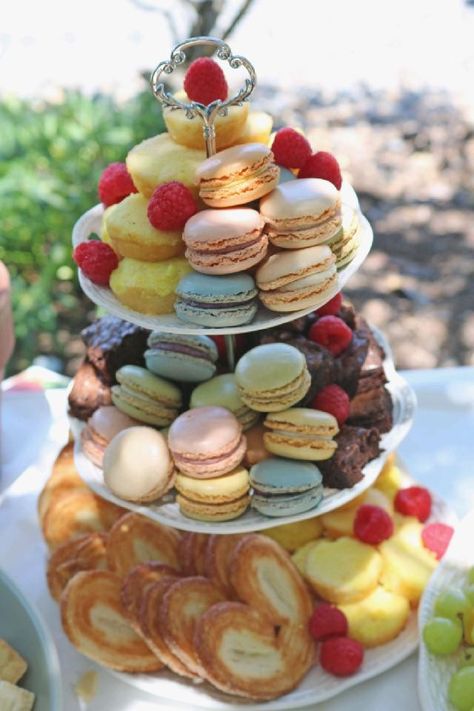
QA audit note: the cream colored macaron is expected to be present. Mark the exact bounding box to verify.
[263,408,339,461]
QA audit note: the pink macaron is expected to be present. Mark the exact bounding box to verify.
[168,405,246,478]
[183,208,268,275]
[81,405,140,467]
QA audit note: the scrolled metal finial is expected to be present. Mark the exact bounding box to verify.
[150,36,256,157]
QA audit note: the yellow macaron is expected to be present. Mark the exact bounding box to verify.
[175,465,250,522]
[263,408,338,461]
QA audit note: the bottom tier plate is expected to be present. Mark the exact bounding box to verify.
[103,489,455,710]
[418,510,474,711]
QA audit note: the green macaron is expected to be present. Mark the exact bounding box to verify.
[112,365,182,427]
[190,374,260,431]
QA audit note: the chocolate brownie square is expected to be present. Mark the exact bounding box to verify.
[318,425,381,489]
[81,316,148,383]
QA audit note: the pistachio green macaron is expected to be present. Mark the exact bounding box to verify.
[190,373,260,430]
[112,364,182,427]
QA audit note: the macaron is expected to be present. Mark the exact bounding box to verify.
[235,343,311,412]
[104,193,184,262]
[250,457,324,517]
[326,204,360,269]
[260,178,342,249]
[103,426,176,502]
[81,405,140,468]
[112,365,182,427]
[183,208,267,275]
[175,465,250,521]
[190,374,260,431]
[196,143,280,208]
[263,408,339,461]
[168,406,246,478]
[175,271,258,328]
[145,332,218,383]
[256,244,337,312]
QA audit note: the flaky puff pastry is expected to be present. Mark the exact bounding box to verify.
[60,570,163,672]
[106,513,182,577]
[121,562,181,630]
[47,532,108,601]
[158,576,225,677]
[204,534,244,598]
[229,534,313,626]
[38,442,87,525]
[137,577,196,679]
[178,532,209,576]
[194,602,314,700]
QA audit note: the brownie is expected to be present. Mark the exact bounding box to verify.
[68,360,112,421]
[81,316,148,384]
[318,425,381,489]
[287,338,338,403]
[348,388,394,434]
[334,328,369,398]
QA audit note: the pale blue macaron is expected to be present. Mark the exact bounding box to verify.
[250,457,324,517]
[145,332,218,383]
[175,271,258,328]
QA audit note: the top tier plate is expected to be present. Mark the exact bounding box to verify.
[72,182,373,335]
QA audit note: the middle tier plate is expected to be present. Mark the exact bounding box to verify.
[72,182,372,335]
[73,330,417,534]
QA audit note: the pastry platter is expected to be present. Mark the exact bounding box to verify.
[418,510,474,711]
[73,328,417,534]
[71,182,372,336]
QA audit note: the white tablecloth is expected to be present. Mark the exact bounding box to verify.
[1,366,474,711]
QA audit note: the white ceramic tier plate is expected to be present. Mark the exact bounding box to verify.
[105,490,454,710]
[0,569,62,711]
[71,182,372,335]
[73,328,417,534]
[418,510,474,711]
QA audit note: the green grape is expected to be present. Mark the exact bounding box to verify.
[423,617,463,655]
[448,667,474,710]
[434,590,469,621]
[465,585,474,607]
[467,567,474,586]
[460,647,474,668]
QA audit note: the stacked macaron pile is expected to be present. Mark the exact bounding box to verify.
[145,332,218,383]
[168,406,250,521]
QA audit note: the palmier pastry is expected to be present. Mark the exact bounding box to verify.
[158,576,225,677]
[121,562,181,629]
[229,534,313,626]
[138,577,196,679]
[47,532,108,601]
[60,570,162,672]
[38,442,87,525]
[194,601,314,700]
[42,489,124,550]
[177,532,209,576]
[106,513,182,576]
[204,534,243,597]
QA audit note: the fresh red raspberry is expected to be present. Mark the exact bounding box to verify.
[422,522,454,560]
[354,504,394,545]
[298,151,342,190]
[147,181,198,231]
[98,162,137,207]
[183,57,228,105]
[311,384,350,426]
[309,604,348,641]
[308,315,353,356]
[73,241,118,286]
[394,486,432,522]
[271,127,312,169]
[320,636,364,676]
[315,292,343,317]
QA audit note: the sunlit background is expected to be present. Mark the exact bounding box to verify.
[1,0,474,374]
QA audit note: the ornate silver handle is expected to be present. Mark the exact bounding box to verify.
[150,36,256,157]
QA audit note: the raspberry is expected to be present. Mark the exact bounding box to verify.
[73,241,118,286]
[311,384,350,426]
[320,636,364,676]
[422,522,454,560]
[309,604,348,641]
[147,181,198,231]
[298,151,343,190]
[184,57,228,105]
[315,292,343,317]
[98,162,137,207]
[394,486,432,522]
[271,127,312,169]
[308,315,353,356]
[354,504,394,545]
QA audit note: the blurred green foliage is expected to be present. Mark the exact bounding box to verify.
[0,87,165,375]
